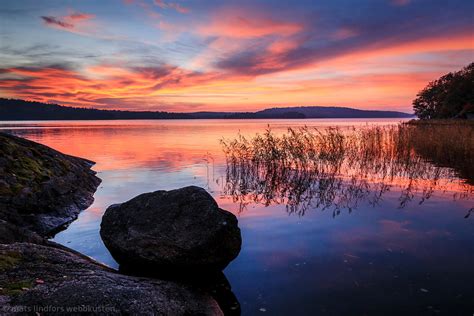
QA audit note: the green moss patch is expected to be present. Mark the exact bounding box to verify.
[0,251,22,272]
[0,279,34,296]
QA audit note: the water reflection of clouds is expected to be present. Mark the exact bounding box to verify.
[3,121,472,220]
[334,218,451,257]
[3,124,225,171]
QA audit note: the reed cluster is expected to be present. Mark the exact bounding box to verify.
[220,122,473,215]
[403,120,474,183]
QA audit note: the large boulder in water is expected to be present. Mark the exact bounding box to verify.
[100,186,241,272]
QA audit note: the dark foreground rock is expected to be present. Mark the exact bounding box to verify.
[100,186,242,272]
[0,132,101,236]
[0,243,223,315]
[0,220,44,244]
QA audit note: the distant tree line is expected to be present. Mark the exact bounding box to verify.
[0,99,192,120]
[0,98,413,121]
[413,63,474,119]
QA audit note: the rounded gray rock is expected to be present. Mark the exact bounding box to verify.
[100,186,241,272]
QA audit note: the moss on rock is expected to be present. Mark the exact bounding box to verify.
[1,279,34,296]
[0,132,101,236]
[0,251,22,272]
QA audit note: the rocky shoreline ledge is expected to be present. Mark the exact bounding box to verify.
[0,132,101,236]
[0,132,241,315]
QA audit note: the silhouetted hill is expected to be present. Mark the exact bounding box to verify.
[0,99,414,120]
[253,106,413,118]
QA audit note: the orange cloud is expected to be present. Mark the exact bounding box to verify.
[0,64,232,109]
[68,12,95,21]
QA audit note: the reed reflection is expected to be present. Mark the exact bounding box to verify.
[221,124,473,216]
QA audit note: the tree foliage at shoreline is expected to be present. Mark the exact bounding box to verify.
[413,63,474,119]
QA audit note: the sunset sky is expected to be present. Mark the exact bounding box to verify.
[0,0,473,112]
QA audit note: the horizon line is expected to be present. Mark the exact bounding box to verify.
[0,98,414,115]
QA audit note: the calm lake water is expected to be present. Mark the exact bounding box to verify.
[1,119,473,315]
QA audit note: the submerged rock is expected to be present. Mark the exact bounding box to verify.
[100,186,242,272]
[0,132,101,236]
[0,243,223,315]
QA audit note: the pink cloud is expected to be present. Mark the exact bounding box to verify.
[197,9,303,39]
[331,27,359,40]
[267,39,301,54]
[41,11,95,30]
